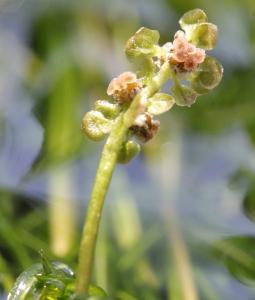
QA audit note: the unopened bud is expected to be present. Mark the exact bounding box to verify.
[117,140,141,164]
[81,111,113,142]
[95,100,119,119]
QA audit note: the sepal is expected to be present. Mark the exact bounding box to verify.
[147,93,175,115]
[191,56,223,94]
[171,84,197,107]
[179,9,208,30]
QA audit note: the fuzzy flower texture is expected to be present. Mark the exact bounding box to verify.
[170,30,205,71]
[107,72,142,104]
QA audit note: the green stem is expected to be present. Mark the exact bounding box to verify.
[76,62,171,295]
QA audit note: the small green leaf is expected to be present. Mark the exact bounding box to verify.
[191,56,223,94]
[171,84,197,107]
[125,27,160,59]
[179,8,208,30]
[186,23,218,50]
[95,100,119,119]
[82,111,113,142]
[147,93,175,115]
[118,140,141,164]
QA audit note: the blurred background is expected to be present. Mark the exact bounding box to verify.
[0,0,255,299]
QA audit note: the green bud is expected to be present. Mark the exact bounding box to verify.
[186,22,218,50]
[179,8,208,30]
[125,27,160,59]
[82,110,113,142]
[147,93,175,115]
[171,84,197,107]
[95,100,119,119]
[191,56,223,94]
[118,140,141,164]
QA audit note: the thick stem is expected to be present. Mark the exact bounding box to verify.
[76,62,171,295]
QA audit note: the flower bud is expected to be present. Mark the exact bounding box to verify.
[81,110,113,142]
[95,100,119,119]
[130,113,160,143]
[107,72,142,104]
[191,56,223,94]
[171,84,197,107]
[117,140,141,164]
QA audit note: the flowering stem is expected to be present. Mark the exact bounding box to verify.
[76,61,171,295]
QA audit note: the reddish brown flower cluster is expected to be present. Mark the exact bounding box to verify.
[170,30,205,72]
[107,72,142,104]
[130,113,160,143]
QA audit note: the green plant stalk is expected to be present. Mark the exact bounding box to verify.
[76,61,171,295]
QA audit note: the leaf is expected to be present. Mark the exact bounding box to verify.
[179,9,208,30]
[82,111,113,142]
[191,56,223,94]
[214,236,255,285]
[147,93,175,115]
[171,84,197,107]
